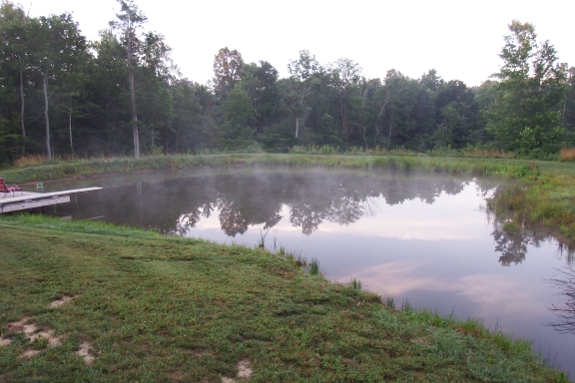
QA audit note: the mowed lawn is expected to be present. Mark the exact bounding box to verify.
[0,217,566,382]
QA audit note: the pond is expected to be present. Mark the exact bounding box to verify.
[41,167,575,376]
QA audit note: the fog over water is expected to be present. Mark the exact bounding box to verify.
[42,167,575,375]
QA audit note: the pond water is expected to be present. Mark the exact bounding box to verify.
[40,167,575,376]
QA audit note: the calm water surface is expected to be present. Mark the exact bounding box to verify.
[42,167,575,376]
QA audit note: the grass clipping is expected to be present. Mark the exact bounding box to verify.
[0,215,566,382]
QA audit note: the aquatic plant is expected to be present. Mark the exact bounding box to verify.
[309,258,320,276]
[257,228,269,249]
[401,299,413,314]
[385,295,395,309]
[349,278,362,291]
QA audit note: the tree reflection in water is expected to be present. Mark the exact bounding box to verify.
[172,172,472,237]
[489,220,550,266]
[62,169,573,267]
[485,186,568,266]
[548,265,575,334]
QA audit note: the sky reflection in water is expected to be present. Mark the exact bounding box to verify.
[48,168,575,375]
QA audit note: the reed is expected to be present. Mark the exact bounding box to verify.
[349,278,362,290]
[309,258,320,276]
[385,295,395,309]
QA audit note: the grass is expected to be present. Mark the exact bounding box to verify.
[3,152,575,380]
[309,259,321,276]
[348,279,362,291]
[0,152,546,185]
[0,215,566,382]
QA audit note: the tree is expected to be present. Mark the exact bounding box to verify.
[170,79,215,152]
[212,47,243,102]
[485,20,566,154]
[138,31,174,154]
[110,0,147,158]
[562,67,575,145]
[0,1,28,155]
[28,13,86,159]
[374,71,434,149]
[89,30,128,154]
[239,61,280,135]
[287,50,323,138]
[329,58,361,142]
[432,80,480,149]
[218,84,255,148]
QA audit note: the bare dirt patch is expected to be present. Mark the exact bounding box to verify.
[77,341,95,365]
[0,338,11,347]
[21,349,41,358]
[3,317,63,358]
[169,370,186,381]
[50,295,79,308]
[221,359,253,382]
[6,317,29,332]
[237,359,253,378]
[193,350,213,357]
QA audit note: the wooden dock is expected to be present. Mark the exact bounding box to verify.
[0,187,102,213]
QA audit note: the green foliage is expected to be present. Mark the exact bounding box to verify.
[385,295,395,309]
[349,278,362,290]
[218,85,255,149]
[485,21,566,155]
[1,9,575,163]
[309,258,320,276]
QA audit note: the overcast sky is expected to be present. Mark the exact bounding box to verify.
[25,0,574,87]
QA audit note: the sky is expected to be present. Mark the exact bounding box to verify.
[24,0,574,87]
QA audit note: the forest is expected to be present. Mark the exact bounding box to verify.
[1,0,574,164]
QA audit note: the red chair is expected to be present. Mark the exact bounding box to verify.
[0,177,23,198]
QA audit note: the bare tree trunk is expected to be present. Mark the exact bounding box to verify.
[129,67,139,158]
[42,74,52,160]
[340,97,346,141]
[19,69,26,156]
[563,72,571,121]
[388,110,394,147]
[127,27,140,158]
[295,91,308,138]
[69,111,73,154]
[295,117,299,138]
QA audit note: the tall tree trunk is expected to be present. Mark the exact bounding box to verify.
[129,69,139,157]
[127,26,140,158]
[42,74,52,160]
[295,117,299,138]
[19,69,25,156]
[69,111,73,154]
[340,97,346,141]
[563,72,571,121]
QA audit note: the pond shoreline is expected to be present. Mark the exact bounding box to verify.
[3,153,574,248]
[1,154,574,381]
[0,214,569,381]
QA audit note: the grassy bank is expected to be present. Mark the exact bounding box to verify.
[0,215,567,382]
[0,152,545,184]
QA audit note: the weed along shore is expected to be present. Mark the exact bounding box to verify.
[1,154,575,381]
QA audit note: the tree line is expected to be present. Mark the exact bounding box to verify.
[1,0,574,164]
